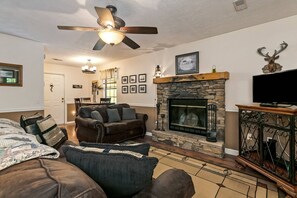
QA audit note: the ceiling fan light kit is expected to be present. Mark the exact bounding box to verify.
[82,59,97,74]
[57,5,158,51]
[98,29,125,45]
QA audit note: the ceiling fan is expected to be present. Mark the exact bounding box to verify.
[57,5,158,50]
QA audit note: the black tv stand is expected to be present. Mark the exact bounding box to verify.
[260,102,278,107]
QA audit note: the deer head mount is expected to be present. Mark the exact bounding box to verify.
[257,41,288,73]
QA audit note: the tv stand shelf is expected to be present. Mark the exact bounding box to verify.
[236,104,297,197]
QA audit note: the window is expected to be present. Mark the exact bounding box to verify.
[101,68,117,103]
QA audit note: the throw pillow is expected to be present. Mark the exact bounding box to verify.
[20,112,44,129]
[91,111,103,122]
[36,115,67,148]
[122,108,136,120]
[20,113,44,143]
[107,109,121,122]
[80,142,150,155]
[62,145,158,198]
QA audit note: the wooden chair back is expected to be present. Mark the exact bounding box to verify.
[74,98,81,115]
[100,98,111,104]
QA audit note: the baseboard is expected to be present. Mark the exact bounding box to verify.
[66,121,75,124]
[225,148,239,156]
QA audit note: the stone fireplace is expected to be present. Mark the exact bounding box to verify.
[152,72,229,158]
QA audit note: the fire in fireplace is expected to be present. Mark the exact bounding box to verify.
[168,98,208,136]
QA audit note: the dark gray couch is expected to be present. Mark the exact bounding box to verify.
[75,103,148,143]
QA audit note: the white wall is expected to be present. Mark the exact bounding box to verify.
[0,33,44,112]
[44,63,99,104]
[102,15,297,111]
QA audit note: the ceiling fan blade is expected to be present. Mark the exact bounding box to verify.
[57,26,99,31]
[93,39,106,50]
[120,26,158,34]
[94,7,115,27]
[122,36,140,49]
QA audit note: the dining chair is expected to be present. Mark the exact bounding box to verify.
[100,98,111,104]
[81,97,91,102]
[74,98,82,116]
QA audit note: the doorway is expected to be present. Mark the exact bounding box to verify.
[44,73,65,124]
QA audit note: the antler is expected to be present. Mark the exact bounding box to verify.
[273,41,288,57]
[257,47,270,58]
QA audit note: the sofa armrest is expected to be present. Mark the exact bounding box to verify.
[136,113,148,122]
[75,116,105,143]
[134,169,195,198]
[75,117,104,129]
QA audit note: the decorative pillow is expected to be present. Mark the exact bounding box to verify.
[25,124,43,143]
[91,111,103,122]
[36,115,67,148]
[20,112,44,129]
[62,145,158,198]
[107,109,121,122]
[80,142,150,155]
[122,108,136,120]
[20,113,45,143]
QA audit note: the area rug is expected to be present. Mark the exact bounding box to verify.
[148,146,280,198]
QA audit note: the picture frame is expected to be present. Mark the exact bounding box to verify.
[130,85,137,93]
[138,73,147,83]
[121,76,128,84]
[122,86,128,94]
[0,62,23,86]
[175,51,199,75]
[139,84,147,93]
[129,75,137,83]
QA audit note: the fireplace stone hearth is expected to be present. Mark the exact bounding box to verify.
[153,72,229,157]
[152,129,224,158]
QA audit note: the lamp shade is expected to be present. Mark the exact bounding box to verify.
[98,29,125,45]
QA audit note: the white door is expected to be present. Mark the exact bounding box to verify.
[44,73,65,124]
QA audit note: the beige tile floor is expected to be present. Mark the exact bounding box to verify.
[149,146,279,198]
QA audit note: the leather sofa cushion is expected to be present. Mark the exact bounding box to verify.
[104,120,143,135]
[121,119,143,128]
[104,122,127,135]
[0,158,107,198]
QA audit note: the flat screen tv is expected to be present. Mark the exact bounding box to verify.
[253,69,297,106]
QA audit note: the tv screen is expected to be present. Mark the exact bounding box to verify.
[253,69,297,106]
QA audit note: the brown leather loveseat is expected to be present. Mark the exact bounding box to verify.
[75,103,148,143]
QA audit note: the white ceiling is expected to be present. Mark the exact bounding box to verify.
[1,0,297,67]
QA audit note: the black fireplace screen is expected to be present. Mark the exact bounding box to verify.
[168,98,208,135]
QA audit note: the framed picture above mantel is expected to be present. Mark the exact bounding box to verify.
[0,62,23,87]
[175,51,199,75]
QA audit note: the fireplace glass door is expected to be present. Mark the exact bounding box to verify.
[168,98,208,135]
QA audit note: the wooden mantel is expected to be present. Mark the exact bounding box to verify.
[153,71,229,84]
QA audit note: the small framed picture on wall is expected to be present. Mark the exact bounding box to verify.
[138,73,146,83]
[122,86,128,94]
[122,76,128,84]
[130,85,137,93]
[129,75,137,83]
[139,84,147,93]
